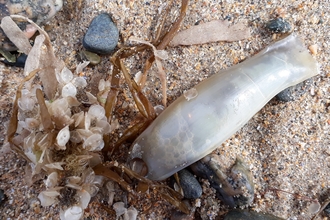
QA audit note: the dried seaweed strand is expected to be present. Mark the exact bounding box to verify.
[140,0,189,106]
[119,60,155,119]
[152,0,175,44]
[95,164,189,214]
[36,88,55,132]
[7,69,40,161]
[93,164,132,193]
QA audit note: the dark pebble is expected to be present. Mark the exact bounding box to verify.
[3,53,27,67]
[224,209,285,220]
[276,79,313,102]
[171,209,194,220]
[190,159,237,207]
[0,188,6,205]
[324,202,330,216]
[177,169,202,199]
[190,155,254,208]
[266,17,291,33]
[83,13,119,54]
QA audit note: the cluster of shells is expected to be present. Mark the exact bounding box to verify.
[2,16,120,219]
[15,65,118,219]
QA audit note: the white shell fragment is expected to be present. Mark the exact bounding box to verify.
[113,202,127,218]
[88,105,106,120]
[62,82,77,98]
[62,206,83,220]
[45,172,58,188]
[124,207,138,220]
[77,190,91,209]
[56,126,70,149]
[83,133,104,151]
[72,77,87,88]
[307,200,321,214]
[44,162,65,170]
[38,189,61,206]
[59,67,74,84]
[183,88,198,101]
[75,61,90,74]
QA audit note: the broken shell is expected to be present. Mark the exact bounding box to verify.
[56,125,70,149]
[183,88,198,101]
[38,189,61,206]
[83,133,104,151]
[61,206,83,220]
[45,172,58,188]
[62,82,77,98]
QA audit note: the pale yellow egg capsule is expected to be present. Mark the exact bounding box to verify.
[129,34,319,180]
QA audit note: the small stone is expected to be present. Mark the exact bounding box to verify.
[80,50,101,65]
[83,13,119,54]
[3,53,27,67]
[266,17,291,33]
[325,202,330,217]
[177,169,202,199]
[309,44,318,55]
[276,79,313,102]
[0,188,6,205]
[224,209,285,220]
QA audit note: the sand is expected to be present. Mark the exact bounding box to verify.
[0,0,329,219]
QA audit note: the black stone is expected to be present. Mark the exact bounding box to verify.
[83,13,119,54]
[266,17,291,33]
[0,188,6,205]
[276,79,313,102]
[191,160,237,207]
[178,169,202,199]
[224,209,285,220]
[3,53,27,67]
[324,202,330,216]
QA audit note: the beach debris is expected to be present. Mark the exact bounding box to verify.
[170,20,251,47]
[309,44,318,55]
[191,155,254,208]
[266,17,291,33]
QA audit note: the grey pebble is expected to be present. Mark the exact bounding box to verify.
[83,13,119,54]
[177,169,202,199]
[224,209,285,220]
[276,79,313,102]
[266,17,291,33]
